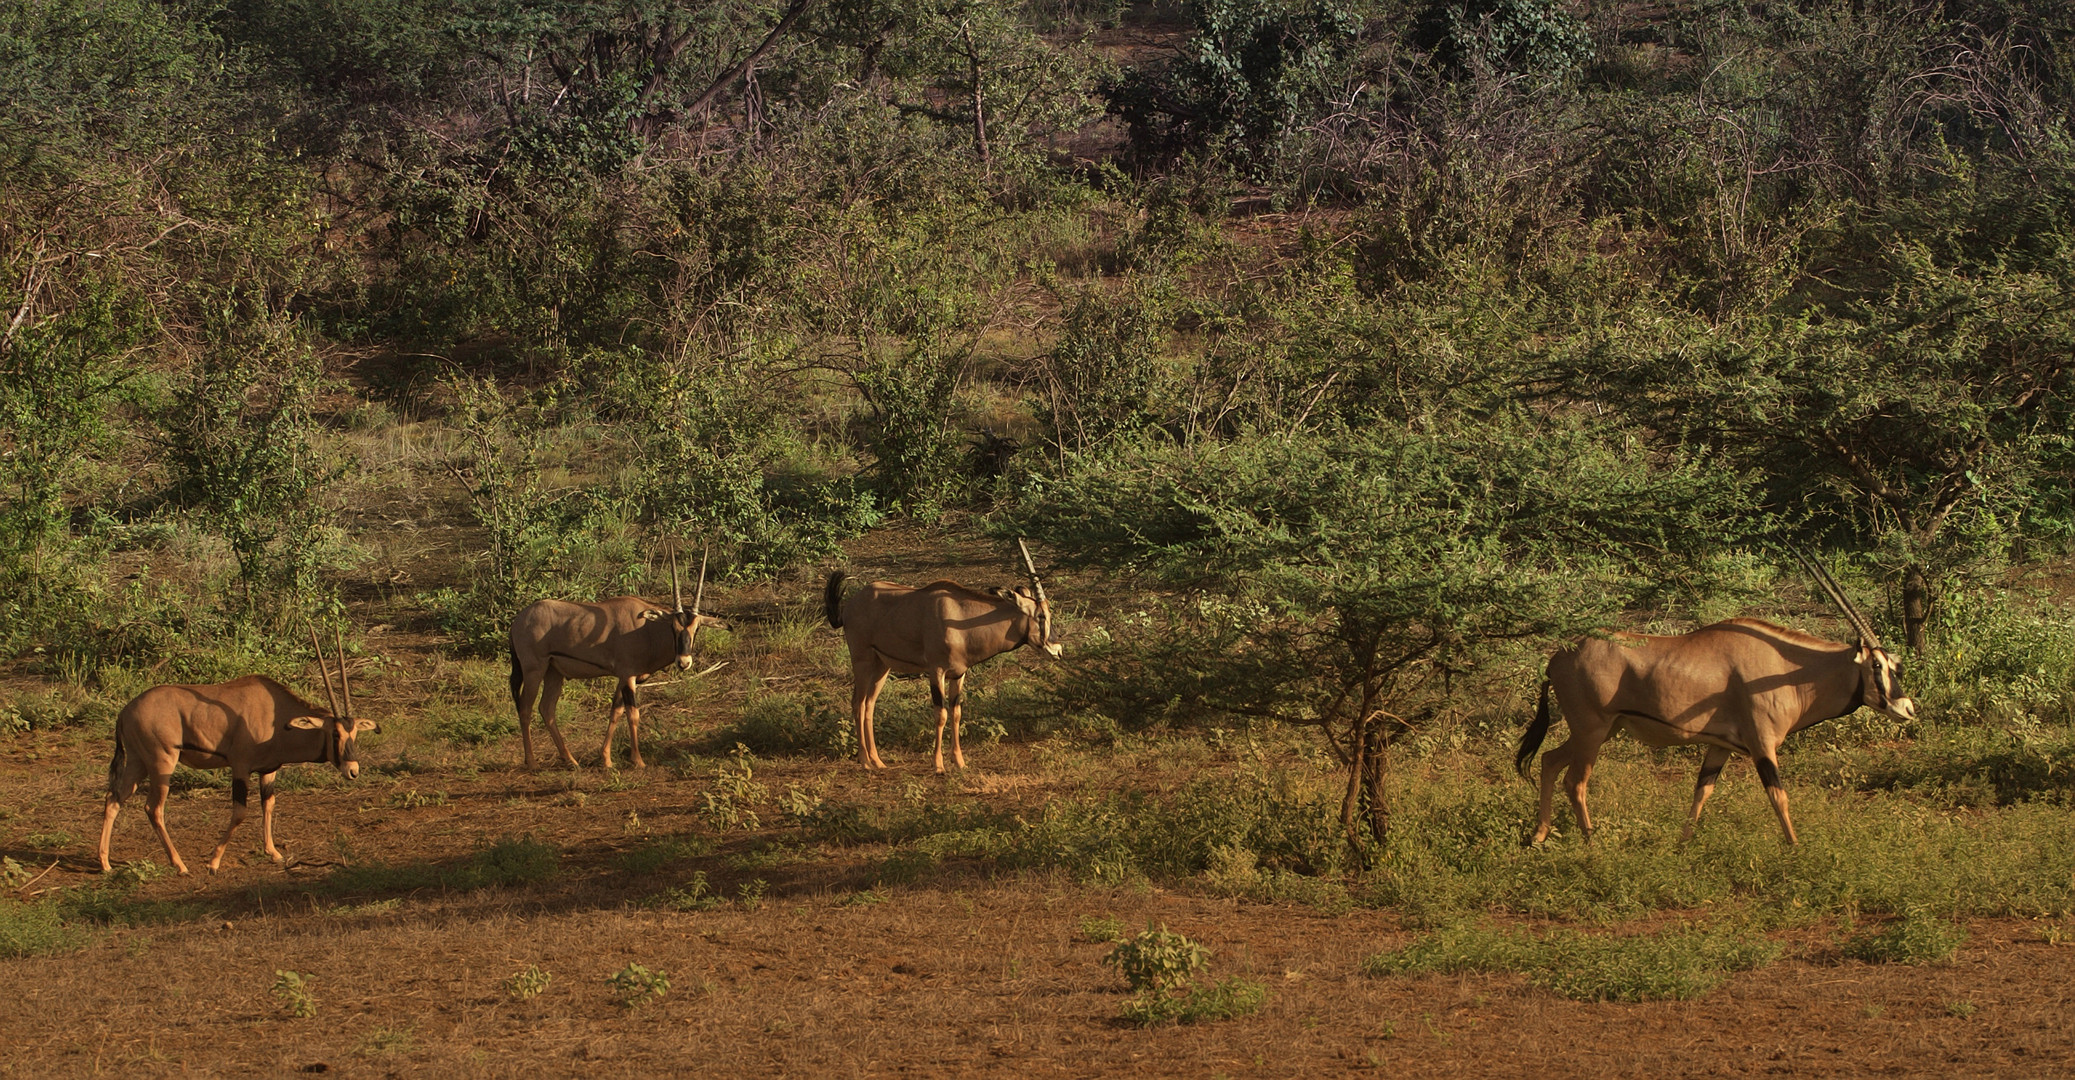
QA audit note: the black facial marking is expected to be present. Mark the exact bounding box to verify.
[1754,758,1783,789]
[232,778,250,806]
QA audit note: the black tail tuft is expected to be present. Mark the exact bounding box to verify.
[509,645,524,706]
[1515,678,1553,779]
[108,734,125,794]
[824,571,847,629]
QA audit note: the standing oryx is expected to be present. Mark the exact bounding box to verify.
[1517,553,1919,845]
[98,629,379,875]
[508,546,722,769]
[825,539,1063,772]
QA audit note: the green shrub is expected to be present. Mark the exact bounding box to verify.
[607,963,670,1007]
[272,970,318,1018]
[1120,975,1268,1026]
[1105,925,1209,993]
[722,691,854,759]
[1843,912,1968,966]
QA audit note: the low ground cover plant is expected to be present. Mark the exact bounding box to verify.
[1104,924,1267,1026]
[1364,919,1782,1001]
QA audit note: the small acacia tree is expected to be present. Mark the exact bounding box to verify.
[1010,419,1757,860]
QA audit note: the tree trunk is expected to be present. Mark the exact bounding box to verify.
[1339,709,1370,868]
[1901,561,1930,654]
[962,26,989,167]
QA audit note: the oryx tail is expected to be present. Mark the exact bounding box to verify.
[824,571,847,629]
[1516,677,1553,779]
[508,644,524,707]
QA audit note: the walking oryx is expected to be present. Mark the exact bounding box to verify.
[98,629,378,875]
[508,547,722,769]
[1516,553,1919,845]
[825,540,1063,772]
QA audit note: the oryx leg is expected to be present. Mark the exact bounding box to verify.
[947,673,968,771]
[207,770,253,872]
[98,743,150,873]
[1536,723,1609,844]
[599,679,631,770]
[1753,751,1798,845]
[1680,746,1734,842]
[929,672,952,774]
[258,770,283,864]
[536,670,579,769]
[515,664,545,770]
[626,686,646,770]
[851,660,890,769]
[144,771,189,876]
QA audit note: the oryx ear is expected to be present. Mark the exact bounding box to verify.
[354,718,381,735]
[640,609,667,622]
[288,716,324,730]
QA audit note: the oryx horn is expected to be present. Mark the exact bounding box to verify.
[334,624,354,718]
[1793,547,1880,649]
[670,543,684,613]
[1016,538,1049,610]
[692,544,708,618]
[309,624,344,718]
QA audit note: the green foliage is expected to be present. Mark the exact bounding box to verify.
[1077,914,1127,943]
[1031,282,1172,454]
[1105,924,1209,993]
[426,375,632,653]
[1363,920,1780,1001]
[701,745,769,831]
[503,964,552,1000]
[0,899,85,958]
[1412,0,1595,77]
[326,835,561,895]
[616,833,718,875]
[1107,0,1359,169]
[722,690,855,759]
[651,872,725,911]
[1842,911,1968,966]
[163,297,338,615]
[607,962,671,1007]
[1104,924,1265,1026]
[1119,975,1268,1026]
[272,970,318,1018]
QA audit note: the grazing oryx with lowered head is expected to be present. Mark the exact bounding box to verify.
[825,539,1063,772]
[1517,552,1919,846]
[508,546,722,769]
[98,629,378,875]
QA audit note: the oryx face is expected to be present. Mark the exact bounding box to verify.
[1009,587,1063,659]
[296,715,380,778]
[1861,647,1918,723]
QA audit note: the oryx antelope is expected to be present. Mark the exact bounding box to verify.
[825,539,1063,772]
[508,546,722,769]
[98,629,379,875]
[1517,553,1919,845]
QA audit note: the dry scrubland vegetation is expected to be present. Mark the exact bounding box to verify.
[6,0,2075,1073]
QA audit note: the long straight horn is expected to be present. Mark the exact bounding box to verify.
[670,543,684,613]
[334,625,354,718]
[692,545,708,618]
[1017,538,1049,609]
[310,624,344,718]
[1794,548,1879,648]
